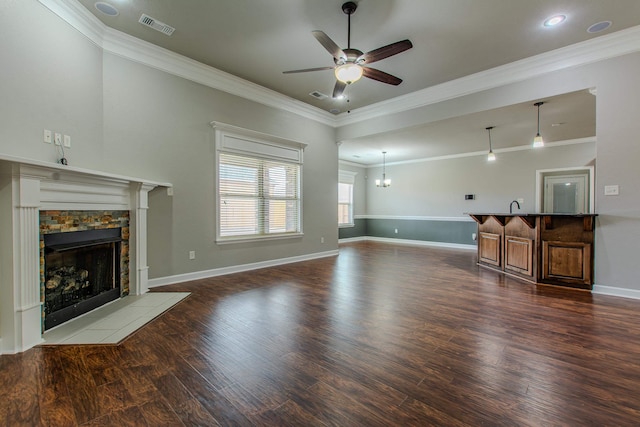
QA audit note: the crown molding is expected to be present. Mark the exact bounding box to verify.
[38,1,640,129]
[37,0,336,127]
[335,25,640,126]
[364,137,595,168]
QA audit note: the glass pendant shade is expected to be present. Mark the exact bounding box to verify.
[486,126,496,162]
[533,133,544,148]
[335,63,364,84]
[533,102,545,148]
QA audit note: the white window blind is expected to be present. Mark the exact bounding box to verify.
[213,122,305,243]
[338,170,357,227]
[219,153,300,239]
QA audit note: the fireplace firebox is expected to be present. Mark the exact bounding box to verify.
[43,228,122,330]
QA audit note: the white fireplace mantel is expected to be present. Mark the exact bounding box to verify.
[0,154,171,354]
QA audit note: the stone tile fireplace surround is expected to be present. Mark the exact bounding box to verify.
[0,154,170,354]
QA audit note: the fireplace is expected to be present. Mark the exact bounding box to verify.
[43,228,123,330]
[1,156,169,354]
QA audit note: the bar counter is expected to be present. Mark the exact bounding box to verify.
[468,213,597,290]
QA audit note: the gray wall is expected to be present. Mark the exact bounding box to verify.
[0,0,104,167]
[340,143,595,244]
[0,1,338,282]
[366,143,595,216]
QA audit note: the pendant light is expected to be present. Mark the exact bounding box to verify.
[533,101,545,148]
[486,126,496,162]
[375,151,391,187]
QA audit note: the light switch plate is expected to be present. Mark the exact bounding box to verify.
[604,185,619,196]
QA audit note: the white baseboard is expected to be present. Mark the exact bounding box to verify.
[338,236,367,243]
[148,249,339,288]
[339,235,476,251]
[592,285,640,300]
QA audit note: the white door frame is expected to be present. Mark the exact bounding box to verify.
[535,166,595,213]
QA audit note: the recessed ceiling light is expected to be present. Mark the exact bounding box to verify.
[94,2,119,16]
[544,14,566,27]
[587,21,612,33]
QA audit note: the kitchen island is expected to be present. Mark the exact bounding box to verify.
[468,213,597,290]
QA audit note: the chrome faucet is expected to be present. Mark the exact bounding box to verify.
[510,200,521,214]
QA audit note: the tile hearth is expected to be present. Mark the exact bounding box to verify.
[41,292,189,345]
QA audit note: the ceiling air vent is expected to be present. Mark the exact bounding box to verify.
[309,91,328,100]
[138,14,175,36]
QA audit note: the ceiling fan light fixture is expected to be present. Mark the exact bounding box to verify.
[335,63,363,84]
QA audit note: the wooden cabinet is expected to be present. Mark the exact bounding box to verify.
[542,241,591,286]
[477,215,504,267]
[505,236,533,276]
[479,232,501,266]
[469,213,596,290]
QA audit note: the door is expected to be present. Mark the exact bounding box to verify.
[543,173,589,214]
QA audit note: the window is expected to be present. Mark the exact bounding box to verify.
[213,122,305,243]
[338,170,357,227]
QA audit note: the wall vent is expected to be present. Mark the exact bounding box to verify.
[138,14,175,36]
[309,91,328,100]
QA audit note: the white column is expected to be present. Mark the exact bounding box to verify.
[129,183,157,295]
[12,174,44,351]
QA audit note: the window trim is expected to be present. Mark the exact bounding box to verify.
[338,170,357,228]
[212,122,306,244]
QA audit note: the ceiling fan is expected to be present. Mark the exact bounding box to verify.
[283,1,413,99]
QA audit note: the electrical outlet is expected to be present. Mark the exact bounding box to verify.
[394,228,398,234]
[189,251,196,260]
[54,133,62,146]
[43,129,52,143]
[63,135,71,148]
[321,237,325,243]
[167,187,174,196]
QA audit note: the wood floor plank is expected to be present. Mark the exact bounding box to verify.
[4,241,640,425]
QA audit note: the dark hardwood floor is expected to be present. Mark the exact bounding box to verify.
[3,241,640,426]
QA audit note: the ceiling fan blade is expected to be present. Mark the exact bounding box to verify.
[283,66,335,74]
[363,67,403,85]
[333,81,347,98]
[312,30,347,62]
[359,40,413,64]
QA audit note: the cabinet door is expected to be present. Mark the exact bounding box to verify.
[479,232,501,267]
[542,241,592,287]
[504,236,533,276]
